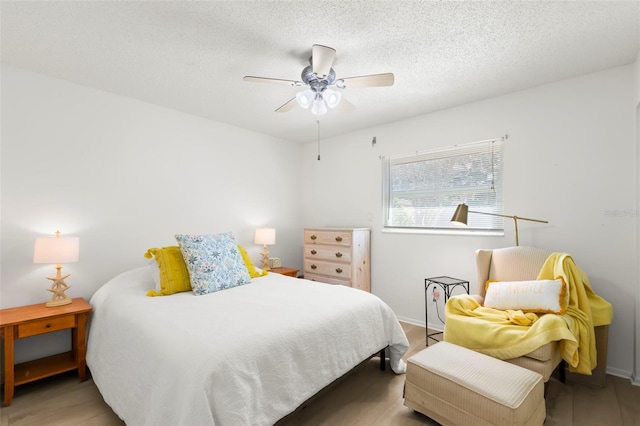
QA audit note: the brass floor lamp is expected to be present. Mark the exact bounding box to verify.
[451,203,548,246]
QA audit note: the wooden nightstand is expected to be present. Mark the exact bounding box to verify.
[269,267,299,278]
[0,297,91,406]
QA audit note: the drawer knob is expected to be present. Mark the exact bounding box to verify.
[310,250,317,255]
[310,235,317,240]
[336,268,343,274]
[311,264,317,270]
[335,236,342,242]
[335,252,342,258]
[45,323,52,328]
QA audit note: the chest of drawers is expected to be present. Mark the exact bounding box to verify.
[303,228,370,292]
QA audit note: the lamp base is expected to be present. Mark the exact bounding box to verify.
[46,297,72,307]
[260,245,271,271]
[45,265,72,308]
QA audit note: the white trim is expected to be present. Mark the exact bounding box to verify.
[396,316,425,328]
[382,227,504,237]
[605,367,638,385]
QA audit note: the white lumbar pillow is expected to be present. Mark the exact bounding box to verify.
[483,278,567,314]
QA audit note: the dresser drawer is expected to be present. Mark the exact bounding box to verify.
[17,315,76,338]
[304,245,352,263]
[304,260,352,279]
[304,273,351,287]
[304,230,352,247]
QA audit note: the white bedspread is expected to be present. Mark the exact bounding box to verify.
[87,267,409,425]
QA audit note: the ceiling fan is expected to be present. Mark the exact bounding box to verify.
[243,44,394,115]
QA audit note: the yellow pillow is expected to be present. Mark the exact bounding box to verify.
[484,277,568,314]
[144,246,191,296]
[237,245,268,278]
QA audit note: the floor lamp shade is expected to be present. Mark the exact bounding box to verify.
[450,203,470,226]
[450,203,548,246]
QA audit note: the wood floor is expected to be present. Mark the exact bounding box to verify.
[1,322,638,425]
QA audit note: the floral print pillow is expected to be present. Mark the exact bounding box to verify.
[175,232,251,295]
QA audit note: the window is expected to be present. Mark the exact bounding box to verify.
[382,138,504,233]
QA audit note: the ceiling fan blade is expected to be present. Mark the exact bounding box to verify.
[243,76,298,86]
[339,73,394,88]
[338,97,356,113]
[275,97,297,112]
[312,44,336,79]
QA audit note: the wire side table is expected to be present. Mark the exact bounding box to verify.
[425,276,469,345]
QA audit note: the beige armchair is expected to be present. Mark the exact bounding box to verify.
[474,246,563,382]
[456,246,609,385]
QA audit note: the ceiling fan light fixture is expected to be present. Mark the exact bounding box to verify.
[296,89,314,109]
[244,44,395,115]
[324,89,341,108]
[311,98,327,115]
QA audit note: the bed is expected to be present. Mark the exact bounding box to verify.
[86,266,409,425]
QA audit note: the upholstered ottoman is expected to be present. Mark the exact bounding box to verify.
[404,341,545,426]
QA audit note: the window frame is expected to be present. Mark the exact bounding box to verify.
[381,138,505,235]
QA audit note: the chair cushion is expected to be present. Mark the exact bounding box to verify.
[507,346,563,382]
[523,341,557,361]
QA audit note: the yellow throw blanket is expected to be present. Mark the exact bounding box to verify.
[444,253,613,375]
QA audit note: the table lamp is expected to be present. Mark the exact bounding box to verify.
[33,230,80,307]
[450,203,548,246]
[254,227,276,270]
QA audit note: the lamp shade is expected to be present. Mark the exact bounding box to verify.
[254,227,276,245]
[324,89,341,108]
[450,203,469,226]
[311,98,327,115]
[33,232,79,264]
[296,90,314,109]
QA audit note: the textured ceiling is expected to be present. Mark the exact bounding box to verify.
[1,1,639,143]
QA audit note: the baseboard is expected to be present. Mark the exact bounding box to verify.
[396,316,424,327]
[605,366,636,382]
[396,316,446,334]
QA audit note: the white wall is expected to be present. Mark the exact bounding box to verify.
[302,65,637,379]
[634,51,640,386]
[1,65,304,362]
[2,62,637,380]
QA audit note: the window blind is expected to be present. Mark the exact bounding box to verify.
[382,138,504,231]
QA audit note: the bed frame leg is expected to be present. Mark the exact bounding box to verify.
[379,348,386,371]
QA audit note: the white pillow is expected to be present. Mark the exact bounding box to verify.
[483,278,568,314]
[146,256,161,292]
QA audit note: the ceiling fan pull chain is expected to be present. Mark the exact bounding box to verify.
[317,120,321,161]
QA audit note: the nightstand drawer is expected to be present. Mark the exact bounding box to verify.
[17,315,76,338]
